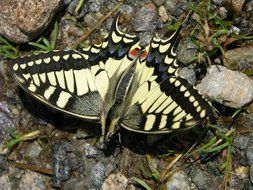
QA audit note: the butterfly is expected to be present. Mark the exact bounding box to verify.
[10,16,212,147]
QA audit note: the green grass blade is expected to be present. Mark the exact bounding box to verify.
[131,177,152,190]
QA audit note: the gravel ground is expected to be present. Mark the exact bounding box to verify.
[0,0,252,189]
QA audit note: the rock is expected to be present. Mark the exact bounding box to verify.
[245,1,253,12]
[233,135,250,150]
[224,47,253,71]
[139,32,152,47]
[0,102,16,154]
[178,66,196,85]
[247,146,253,166]
[0,175,11,190]
[251,164,253,184]
[177,38,198,65]
[84,12,100,28]
[67,0,87,17]
[172,2,188,17]
[25,141,42,158]
[119,4,135,16]
[235,113,253,129]
[166,171,191,190]
[130,3,158,32]
[0,0,65,43]
[101,173,135,190]
[90,161,106,189]
[159,6,169,22]
[228,25,241,35]
[19,171,48,190]
[0,102,16,142]
[197,65,253,108]
[212,0,224,5]
[74,129,89,139]
[235,166,249,179]
[88,0,102,12]
[63,178,88,190]
[58,17,84,49]
[51,141,73,188]
[164,0,178,12]
[218,7,228,19]
[191,169,208,189]
[224,0,246,17]
[152,0,165,7]
[83,143,100,159]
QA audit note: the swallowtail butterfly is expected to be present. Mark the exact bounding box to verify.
[10,16,212,146]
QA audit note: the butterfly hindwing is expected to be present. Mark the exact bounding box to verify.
[121,28,212,133]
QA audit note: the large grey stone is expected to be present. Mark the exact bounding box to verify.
[197,65,253,108]
[0,0,65,43]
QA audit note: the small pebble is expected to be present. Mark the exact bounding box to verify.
[191,169,208,189]
[19,171,48,190]
[235,166,249,179]
[246,146,253,166]
[218,7,228,19]
[130,3,158,32]
[152,0,165,7]
[90,161,106,189]
[101,173,135,190]
[166,171,191,190]
[233,135,250,150]
[0,175,11,190]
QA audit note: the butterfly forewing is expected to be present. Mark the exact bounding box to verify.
[11,50,103,120]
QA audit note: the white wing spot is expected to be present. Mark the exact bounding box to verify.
[193,101,199,107]
[63,54,69,60]
[144,115,156,131]
[53,56,60,62]
[159,115,167,129]
[196,106,201,112]
[28,61,34,66]
[13,64,19,71]
[91,47,100,54]
[47,72,57,86]
[189,96,195,102]
[174,80,180,87]
[35,59,42,64]
[74,69,89,96]
[20,64,26,69]
[43,58,51,64]
[169,77,176,83]
[123,38,133,43]
[55,70,66,89]
[28,83,36,92]
[39,73,46,83]
[102,41,109,48]
[184,91,190,97]
[180,85,186,92]
[32,74,40,86]
[168,67,175,74]
[159,43,171,53]
[171,121,181,129]
[56,92,72,108]
[200,109,206,118]
[164,56,173,64]
[44,86,56,100]
[112,31,122,43]
[72,54,82,59]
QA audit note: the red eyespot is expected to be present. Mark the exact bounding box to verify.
[129,48,139,60]
[140,50,148,61]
